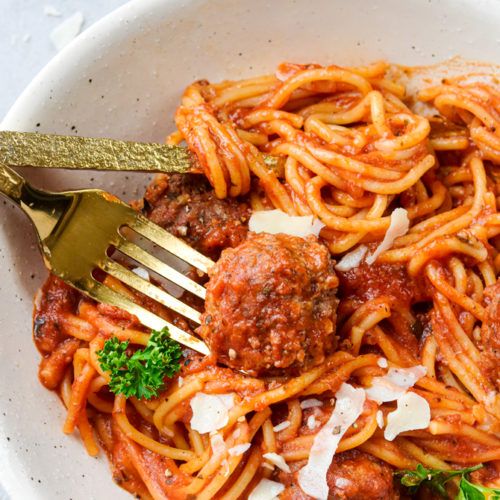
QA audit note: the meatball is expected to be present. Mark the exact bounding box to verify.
[280,450,397,500]
[199,233,339,375]
[142,173,250,259]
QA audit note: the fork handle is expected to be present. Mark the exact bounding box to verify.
[0,130,195,173]
[0,163,25,203]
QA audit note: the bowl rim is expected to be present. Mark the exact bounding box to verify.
[2,0,500,498]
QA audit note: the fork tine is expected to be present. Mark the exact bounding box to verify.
[82,278,209,355]
[101,259,202,324]
[117,240,206,300]
[127,215,215,273]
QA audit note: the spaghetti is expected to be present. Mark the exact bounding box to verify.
[33,60,500,499]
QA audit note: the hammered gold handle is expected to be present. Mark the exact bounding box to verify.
[0,131,195,173]
[0,130,280,174]
[0,163,24,201]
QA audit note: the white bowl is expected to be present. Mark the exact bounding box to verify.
[1,0,499,498]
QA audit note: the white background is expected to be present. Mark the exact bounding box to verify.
[0,0,128,120]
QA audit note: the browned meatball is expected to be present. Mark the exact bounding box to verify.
[199,232,339,375]
[280,450,398,500]
[142,173,250,259]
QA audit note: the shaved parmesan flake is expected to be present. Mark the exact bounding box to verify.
[50,12,84,51]
[210,432,226,458]
[177,376,183,388]
[335,245,368,272]
[377,357,388,368]
[376,410,385,429]
[261,462,275,471]
[366,208,409,265]
[365,365,427,404]
[298,383,365,500]
[190,393,235,434]
[228,443,251,456]
[44,4,62,16]
[132,266,150,281]
[300,398,323,409]
[249,479,285,500]
[263,452,291,473]
[384,392,430,441]
[249,209,324,239]
[273,420,291,432]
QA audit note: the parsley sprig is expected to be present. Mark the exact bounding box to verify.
[399,464,500,499]
[97,327,182,400]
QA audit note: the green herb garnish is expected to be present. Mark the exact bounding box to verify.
[97,327,182,399]
[457,476,500,500]
[398,464,500,499]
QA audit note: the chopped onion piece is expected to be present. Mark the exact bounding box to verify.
[248,479,285,500]
[298,383,365,499]
[335,245,368,271]
[366,208,409,264]
[384,392,431,441]
[249,209,324,238]
[263,452,291,473]
[190,393,235,434]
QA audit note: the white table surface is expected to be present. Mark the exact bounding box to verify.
[0,2,128,498]
[0,0,128,121]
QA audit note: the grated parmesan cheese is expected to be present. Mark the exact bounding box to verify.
[209,432,226,458]
[307,415,319,430]
[228,443,251,456]
[298,383,365,499]
[334,245,368,272]
[248,479,285,500]
[132,266,150,281]
[334,477,351,489]
[300,398,324,409]
[249,209,324,239]
[263,452,291,473]
[273,420,291,432]
[366,208,409,264]
[377,357,388,368]
[384,392,430,441]
[365,365,427,404]
[50,12,84,51]
[376,410,385,429]
[190,393,235,434]
[44,4,62,16]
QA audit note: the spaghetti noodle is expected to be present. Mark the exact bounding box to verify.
[33,60,500,499]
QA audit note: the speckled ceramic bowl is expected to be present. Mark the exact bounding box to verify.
[1,0,499,498]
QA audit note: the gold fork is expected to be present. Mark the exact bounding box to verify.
[0,163,212,355]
